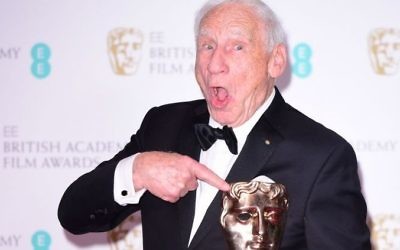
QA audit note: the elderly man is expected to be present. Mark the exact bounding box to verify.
[58,0,371,249]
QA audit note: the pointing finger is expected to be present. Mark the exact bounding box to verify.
[192,163,230,191]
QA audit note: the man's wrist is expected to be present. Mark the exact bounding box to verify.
[113,153,146,205]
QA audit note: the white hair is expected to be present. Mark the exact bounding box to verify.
[194,0,287,52]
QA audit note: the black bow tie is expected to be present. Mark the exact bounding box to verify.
[194,124,238,155]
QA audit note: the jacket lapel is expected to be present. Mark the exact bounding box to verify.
[226,117,283,183]
[176,101,209,249]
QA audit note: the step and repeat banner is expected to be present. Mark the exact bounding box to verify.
[1,0,399,249]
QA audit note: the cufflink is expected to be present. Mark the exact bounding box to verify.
[121,190,128,196]
[265,139,271,145]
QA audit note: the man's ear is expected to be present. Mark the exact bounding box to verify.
[267,44,287,78]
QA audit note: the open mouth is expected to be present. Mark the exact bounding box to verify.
[214,86,228,99]
[209,86,229,108]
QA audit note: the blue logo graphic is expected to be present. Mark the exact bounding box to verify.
[292,43,312,78]
[31,230,51,250]
[31,43,51,79]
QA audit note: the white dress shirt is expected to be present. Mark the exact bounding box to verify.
[113,89,276,245]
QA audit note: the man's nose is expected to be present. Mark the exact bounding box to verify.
[207,48,228,74]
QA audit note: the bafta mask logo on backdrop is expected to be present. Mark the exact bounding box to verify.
[368,28,400,75]
[371,214,400,249]
[108,28,144,76]
[107,213,142,250]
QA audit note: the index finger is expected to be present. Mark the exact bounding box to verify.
[192,163,230,191]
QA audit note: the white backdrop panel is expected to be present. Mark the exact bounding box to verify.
[1,0,399,249]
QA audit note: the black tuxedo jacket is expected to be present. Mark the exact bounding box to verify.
[58,89,371,249]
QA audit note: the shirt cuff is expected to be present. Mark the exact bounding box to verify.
[113,153,146,206]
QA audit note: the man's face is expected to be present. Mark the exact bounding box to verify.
[223,189,286,250]
[195,3,273,127]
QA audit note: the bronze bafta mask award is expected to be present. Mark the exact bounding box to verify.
[220,181,289,250]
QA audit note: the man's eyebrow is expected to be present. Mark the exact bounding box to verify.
[198,28,252,43]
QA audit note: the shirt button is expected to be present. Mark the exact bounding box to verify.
[121,190,128,196]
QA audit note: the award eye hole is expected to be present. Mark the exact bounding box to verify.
[237,212,252,221]
[264,210,283,225]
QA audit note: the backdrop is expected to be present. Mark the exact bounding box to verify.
[1,0,399,249]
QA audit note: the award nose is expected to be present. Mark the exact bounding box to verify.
[253,211,266,237]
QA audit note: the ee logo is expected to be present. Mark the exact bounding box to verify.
[31,43,51,79]
[31,230,51,250]
[292,43,312,78]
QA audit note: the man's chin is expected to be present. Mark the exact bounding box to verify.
[208,111,233,126]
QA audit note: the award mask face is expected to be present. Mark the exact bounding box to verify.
[107,27,144,75]
[221,182,289,250]
[368,28,400,75]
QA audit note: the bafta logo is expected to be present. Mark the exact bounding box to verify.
[371,214,400,249]
[107,213,142,250]
[221,181,289,250]
[107,27,144,75]
[368,28,400,75]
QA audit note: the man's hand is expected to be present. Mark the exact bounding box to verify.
[132,151,230,203]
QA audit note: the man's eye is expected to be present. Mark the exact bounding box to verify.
[234,45,243,51]
[204,44,214,50]
[237,212,251,221]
